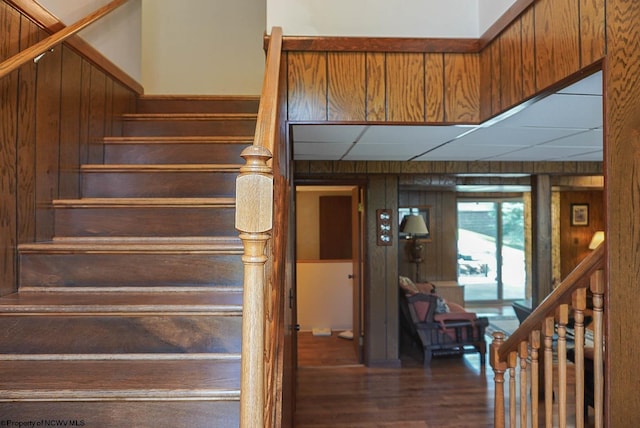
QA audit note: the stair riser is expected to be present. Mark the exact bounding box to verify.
[122,119,256,137]
[0,401,239,427]
[137,97,259,114]
[104,142,250,164]
[0,315,241,354]
[81,171,238,198]
[55,206,236,237]
[19,253,243,288]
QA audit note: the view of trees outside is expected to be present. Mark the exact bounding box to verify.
[457,201,526,301]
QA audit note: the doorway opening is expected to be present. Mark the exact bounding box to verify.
[457,199,526,303]
[295,185,365,367]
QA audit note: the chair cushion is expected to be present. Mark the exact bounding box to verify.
[399,276,420,295]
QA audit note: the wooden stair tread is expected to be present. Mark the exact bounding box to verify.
[0,359,240,401]
[0,290,242,313]
[103,136,254,143]
[81,164,242,172]
[121,113,257,120]
[19,237,243,253]
[53,197,236,207]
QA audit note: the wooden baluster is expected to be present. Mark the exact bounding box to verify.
[491,332,507,428]
[557,304,569,428]
[590,270,605,428]
[509,350,517,427]
[530,330,541,428]
[572,288,587,428]
[543,317,555,428]
[519,341,529,428]
[236,146,274,428]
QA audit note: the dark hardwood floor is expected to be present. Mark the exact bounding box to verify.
[295,330,595,427]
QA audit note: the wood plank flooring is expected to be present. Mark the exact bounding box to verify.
[295,331,595,427]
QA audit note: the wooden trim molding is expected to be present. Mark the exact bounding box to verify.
[478,0,536,48]
[5,0,143,94]
[277,36,481,53]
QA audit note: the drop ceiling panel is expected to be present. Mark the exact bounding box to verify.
[292,125,366,143]
[358,125,471,145]
[452,126,587,147]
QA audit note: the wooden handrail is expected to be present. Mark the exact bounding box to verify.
[498,243,605,361]
[236,26,283,428]
[0,0,128,80]
[253,27,283,155]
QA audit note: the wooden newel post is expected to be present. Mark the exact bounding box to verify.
[236,145,274,428]
[491,332,507,428]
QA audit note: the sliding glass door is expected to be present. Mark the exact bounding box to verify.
[457,200,525,302]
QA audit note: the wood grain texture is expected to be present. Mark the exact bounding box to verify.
[604,0,640,424]
[444,53,480,123]
[366,52,386,121]
[0,2,20,296]
[59,46,83,200]
[280,36,481,53]
[534,0,580,91]
[287,52,327,121]
[34,45,62,242]
[499,21,524,110]
[425,53,445,122]
[580,0,606,67]
[327,52,366,121]
[386,53,425,122]
[88,67,107,164]
[520,7,537,98]
[489,42,502,117]
[16,15,40,246]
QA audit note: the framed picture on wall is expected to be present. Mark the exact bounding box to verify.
[571,203,589,226]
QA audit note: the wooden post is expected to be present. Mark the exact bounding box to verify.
[557,304,569,428]
[543,316,555,428]
[590,270,604,428]
[573,288,587,428]
[530,330,541,427]
[491,332,507,428]
[519,341,529,428]
[236,146,274,428]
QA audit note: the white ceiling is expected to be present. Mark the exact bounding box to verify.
[291,71,603,163]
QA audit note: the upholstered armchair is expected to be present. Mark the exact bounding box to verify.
[399,276,488,366]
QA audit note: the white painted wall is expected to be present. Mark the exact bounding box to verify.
[478,0,519,35]
[296,262,353,331]
[141,0,266,95]
[267,0,479,38]
[36,0,141,82]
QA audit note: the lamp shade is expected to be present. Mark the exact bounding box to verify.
[588,231,605,250]
[401,214,429,235]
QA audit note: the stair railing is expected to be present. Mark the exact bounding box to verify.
[0,0,128,80]
[491,243,605,428]
[235,27,285,428]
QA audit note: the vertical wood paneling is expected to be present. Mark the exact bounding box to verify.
[59,46,83,199]
[287,52,327,121]
[34,46,62,242]
[534,0,580,90]
[479,44,494,121]
[111,82,130,137]
[327,52,365,121]
[16,16,40,246]
[499,21,524,110]
[521,7,536,98]
[365,53,386,121]
[425,53,445,122]
[605,0,640,423]
[444,53,480,123]
[79,59,92,165]
[0,2,20,296]
[489,43,502,116]
[580,0,606,66]
[386,53,424,122]
[88,67,107,164]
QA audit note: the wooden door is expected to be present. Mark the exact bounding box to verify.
[351,187,364,362]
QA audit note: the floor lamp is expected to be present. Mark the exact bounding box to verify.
[401,214,429,282]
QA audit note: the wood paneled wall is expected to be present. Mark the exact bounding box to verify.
[0,1,136,296]
[398,190,458,282]
[284,0,605,125]
[559,190,604,279]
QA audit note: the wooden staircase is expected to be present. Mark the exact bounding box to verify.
[0,95,258,426]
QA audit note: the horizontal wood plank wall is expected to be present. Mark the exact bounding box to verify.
[0,1,136,296]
